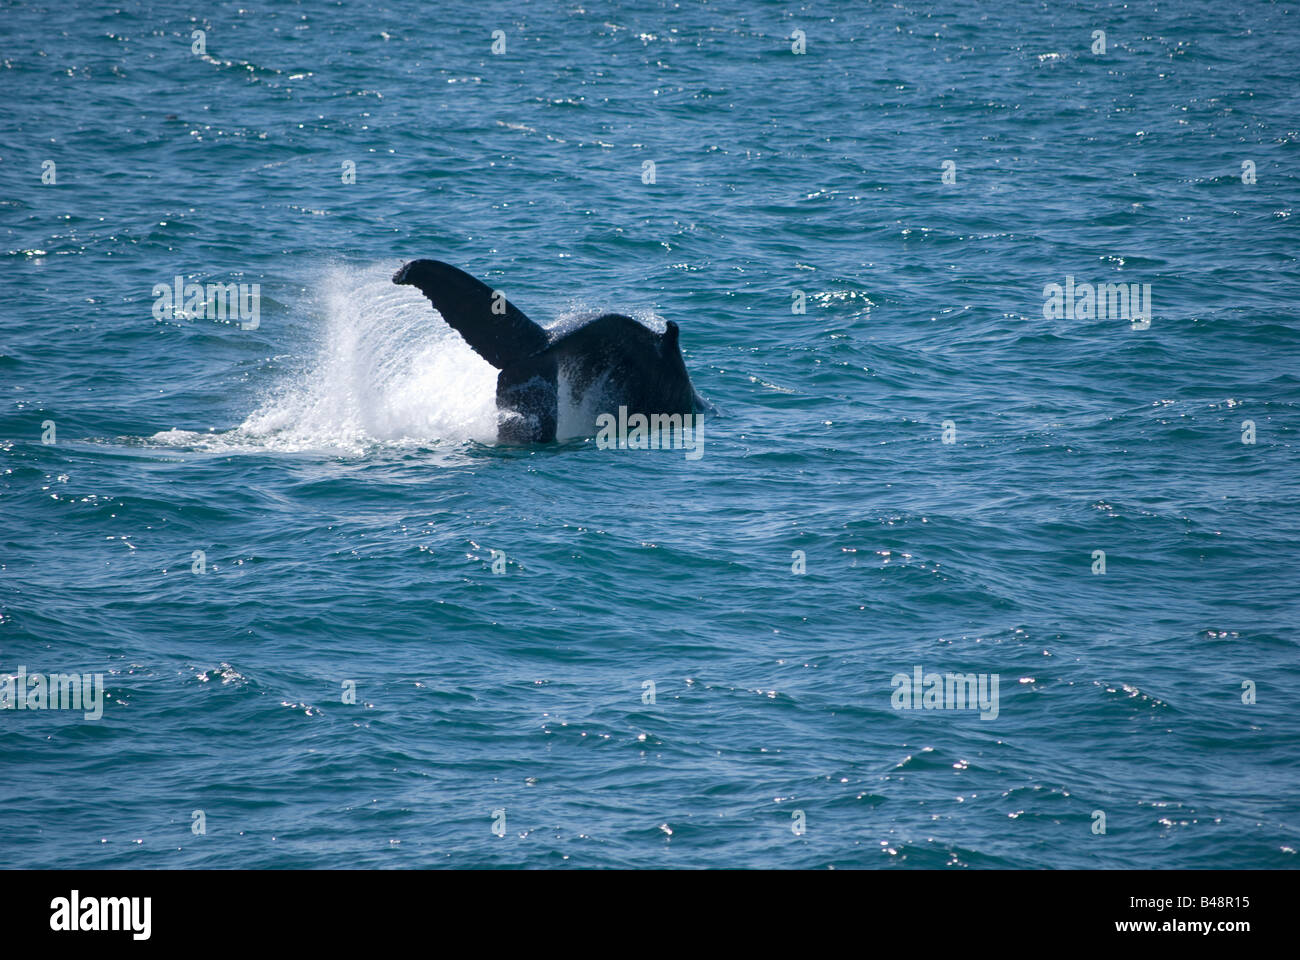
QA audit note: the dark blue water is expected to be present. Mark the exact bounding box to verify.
[2,0,1298,868]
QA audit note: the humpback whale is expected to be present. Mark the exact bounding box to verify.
[393,259,706,443]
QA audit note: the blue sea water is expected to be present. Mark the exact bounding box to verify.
[2,0,1298,869]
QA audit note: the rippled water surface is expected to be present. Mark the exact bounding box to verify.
[2,0,1298,868]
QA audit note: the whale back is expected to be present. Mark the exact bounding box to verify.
[542,314,697,417]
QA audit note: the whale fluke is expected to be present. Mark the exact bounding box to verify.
[393,259,548,370]
[394,259,705,443]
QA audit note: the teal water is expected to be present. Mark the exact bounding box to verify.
[2,0,1298,868]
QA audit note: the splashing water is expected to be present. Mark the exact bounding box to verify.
[154,264,501,454]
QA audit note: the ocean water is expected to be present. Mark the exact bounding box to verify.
[2,0,1298,869]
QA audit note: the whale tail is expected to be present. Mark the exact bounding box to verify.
[392,259,549,370]
[394,258,702,443]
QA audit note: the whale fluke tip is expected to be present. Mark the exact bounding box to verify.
[392,259,425,285]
